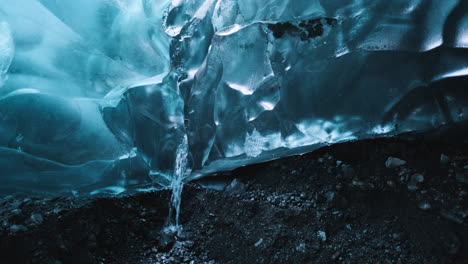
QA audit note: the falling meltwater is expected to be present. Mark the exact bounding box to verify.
[165,135,190,236]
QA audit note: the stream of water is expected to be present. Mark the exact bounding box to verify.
[165,135,190,237]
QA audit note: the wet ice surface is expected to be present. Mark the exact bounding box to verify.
[0,0,467,194]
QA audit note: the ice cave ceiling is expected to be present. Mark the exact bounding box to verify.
[0,0,467,195]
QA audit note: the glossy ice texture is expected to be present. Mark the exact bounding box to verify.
[0,0,467,194]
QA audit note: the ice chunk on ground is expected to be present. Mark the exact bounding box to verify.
[385,158,407,169]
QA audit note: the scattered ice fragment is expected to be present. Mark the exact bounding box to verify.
[11,209,22,215]
[385,157,407,168]
[352,180,366,187]
[392,233,403,240]
[418,201,432,211]
[53,208,64,214]
[224,179,247,195]
[407,173,424,191]
[30,213,43,225]
[412,174,424,183]
[10,225,28,233]
[296,243,306,253]
[440,154,450,165]
[318,231,327,242]
[254,238,264,247]
[325,191,335,202]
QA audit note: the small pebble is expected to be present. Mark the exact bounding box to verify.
[352,180,365,186]
[11,209,22,215]
[440,154,450,165]
[411,173,424,183]
[385,157,406,168]
[325,191,335,202]
[31,213,43,225]
[10,225,28,233]
[392,233,402,241]
[408,173,424,191]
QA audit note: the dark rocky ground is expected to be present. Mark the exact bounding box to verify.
[1,128,468,264]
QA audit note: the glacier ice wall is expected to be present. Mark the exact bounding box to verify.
[0,0,467,194]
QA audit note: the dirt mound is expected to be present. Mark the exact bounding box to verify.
[1,136,467,264]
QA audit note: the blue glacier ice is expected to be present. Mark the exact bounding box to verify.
[0,0,467,195]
